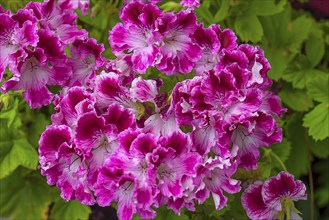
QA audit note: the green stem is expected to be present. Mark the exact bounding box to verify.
[270,150,288,172]
[305,129,315,220]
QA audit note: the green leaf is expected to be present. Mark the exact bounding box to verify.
[195,5,214,26]
[288,15,312,52]
[303,103,329,141]
[248,0,286,16]
[271,138,292,167]
[307,74,329,103]
[50,199,91,220]
[159,1,181,12]
[25,112,50,148]
[264,47,294,80]
[235,14,263,42]
[285,113,309,178]
[282,69,326,89]
[0,170,54,220]
[314,160,329,207]
[279,87,314,112]
[310,138,329,159]
[305,27,325,67]
[214,0,230,22]
[259,6,291,47]
[0,138,38,179]
[0,97,22,129]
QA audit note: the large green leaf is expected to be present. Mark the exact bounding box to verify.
[50,199,91,220]
[287,15,312,52]
[0,170,54,220]
[0,97,22,129]
[285,113,309,178]
[282,69,326,90]
[235,14,263,43]
[247,0,286,16]
[310,138,329,159]
[303,103,329,141]
[0,138,38,179]
[25,112,50,148]
[213,0,229,22]
[305,28,325,67]
[279,87,313,112]
[307,74,329,103]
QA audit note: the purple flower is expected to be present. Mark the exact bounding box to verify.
[51,86,95,127]
[0,13,38,81]
[94,71,136,113]
[68,38,105,86]
[39,125,95,205]
[242,172,307,220]
[156,10,201,75]
[59,0,90,15]
[194,155,240,210]
[130,76,159,103]
[109,2,162,73]
[95,130,158,219]
[180,0,200,10]
[26,0,87,45]
[152,132,201,199]
[2,47,71,108]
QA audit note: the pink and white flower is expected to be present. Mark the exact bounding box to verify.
[242,172,307,220]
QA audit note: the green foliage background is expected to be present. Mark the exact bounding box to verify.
[0,0,328,219]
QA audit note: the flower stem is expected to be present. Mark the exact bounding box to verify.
[270,150,288,172]
[305,129,314,220]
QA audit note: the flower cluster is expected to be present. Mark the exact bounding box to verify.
[242,172,307,220]
[40,71,241,219]
[1,0,306,220]
[0,0,101,108]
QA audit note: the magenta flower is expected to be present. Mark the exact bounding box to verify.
[152,132,201,199]
[242,172,307,220]
[39,125,95,205]
[180,0,200,9]
[59,0,90,15]
[0,13,38,81]
[2,47,71,108]
[68,38,105,86]
[51,86,95,127]
[109,2,162,73]
[156,10,201,75]
[26,0,87,45]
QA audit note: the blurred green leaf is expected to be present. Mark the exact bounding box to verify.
[270,138,291,169]
[214,0,230,22]
[25,112,50,148]
[282,69,326,90]
[285,113,309,178]
[50,199,91,220]
[307,74,329,103]
[314,160,329,207]
[195,4,214,26]
[235,14,263,42]
[288,15,312,52]
[0,170,54,220]
[310,138,329,159]
[303,103,329,141]
[0,97,22,129]
[305,28,325,67]
[247,0,286,16]
[0,138,38,179]
[279,87,313,112]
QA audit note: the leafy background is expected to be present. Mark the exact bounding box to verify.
[0,0,328,219]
